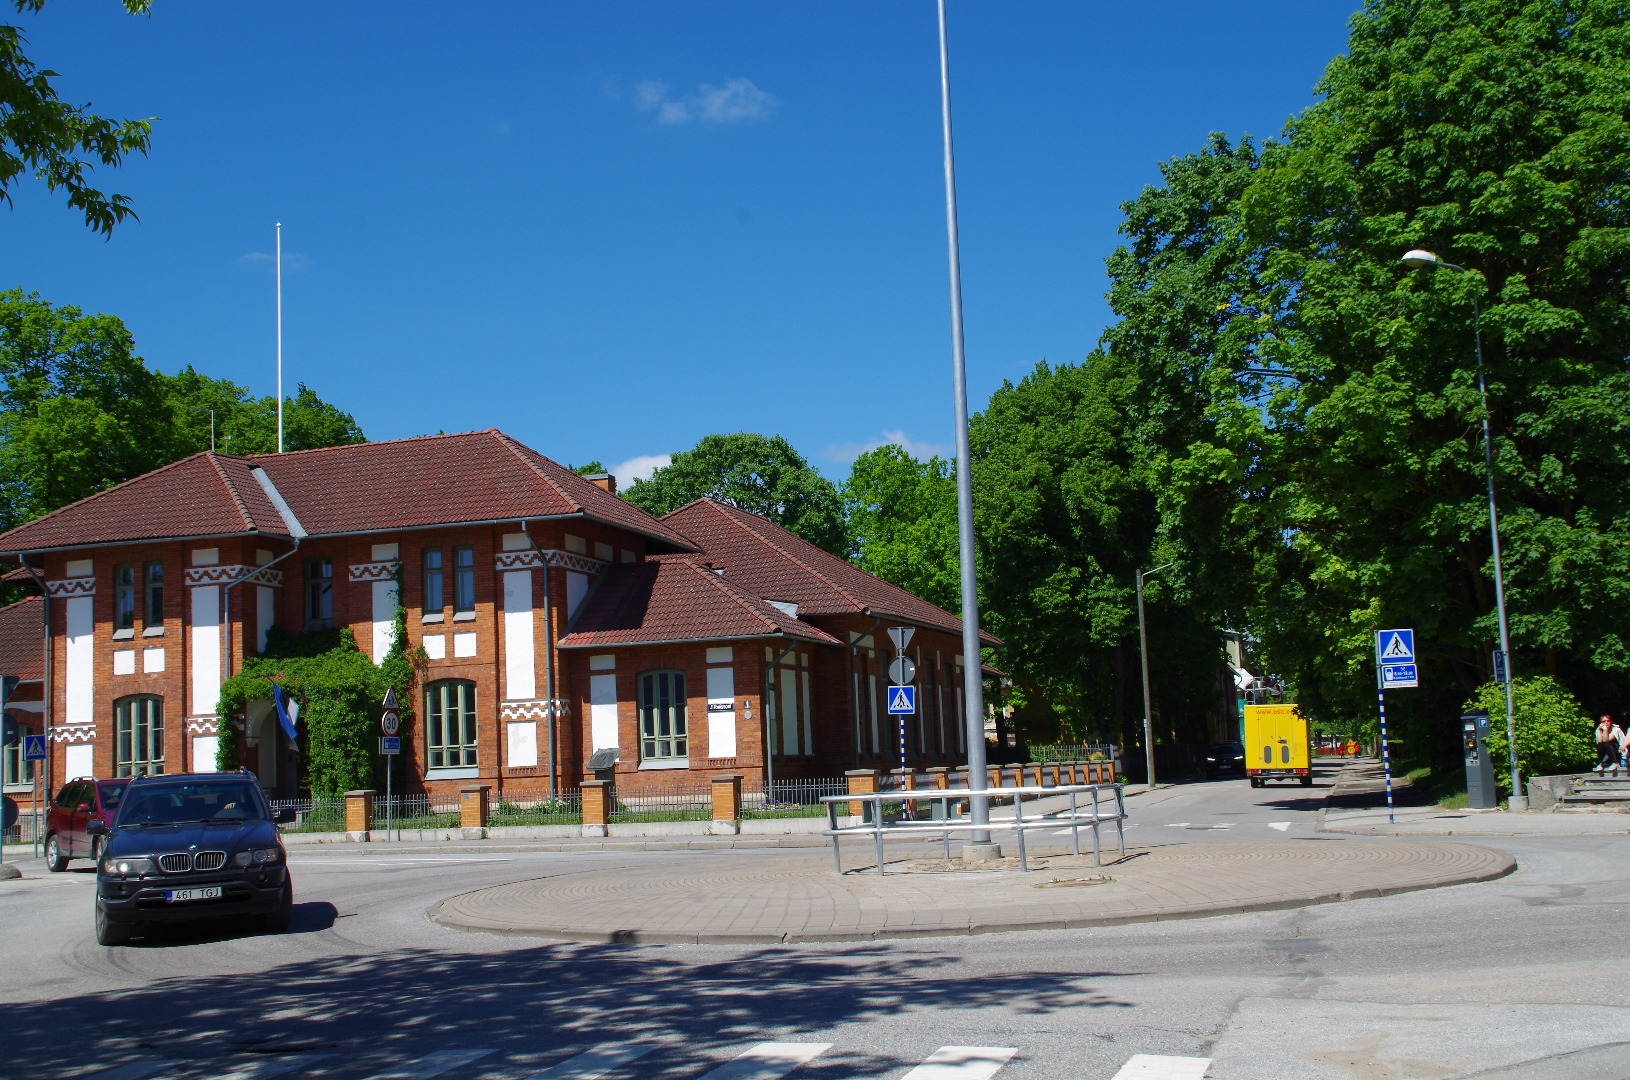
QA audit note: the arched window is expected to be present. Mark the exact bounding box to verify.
[425,679,477,769]
[638,670,687,762]
[115,695,164,776]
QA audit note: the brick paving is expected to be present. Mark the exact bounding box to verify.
[428,838,1515,943]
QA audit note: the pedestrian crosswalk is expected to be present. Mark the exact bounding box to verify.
[85,1039,1213,1080]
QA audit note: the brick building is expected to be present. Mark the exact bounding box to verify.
[0,431,993,803]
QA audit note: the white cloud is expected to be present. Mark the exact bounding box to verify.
[238,250,312,272]
[634,77,779,126]
[823,430,955,466]
[608,453,671,489]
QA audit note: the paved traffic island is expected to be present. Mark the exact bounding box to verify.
[427,839,1515,944]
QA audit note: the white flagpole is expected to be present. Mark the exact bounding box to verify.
[276,222,284,454]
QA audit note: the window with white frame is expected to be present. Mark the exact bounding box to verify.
[115,695,163,776]
[453,546,475,612]
[2,718,33,786]
[425,679,477,768]
[638,670,687,761]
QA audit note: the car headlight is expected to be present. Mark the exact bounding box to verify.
[233,847,282,867]
[104,857,155,876]
[1206,757,1216,762]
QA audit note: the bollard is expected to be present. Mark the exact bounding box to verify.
[460,784,490,838]
[582,779,611,837]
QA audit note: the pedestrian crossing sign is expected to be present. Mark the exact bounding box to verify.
[1377,628,1415,663]
[886,685,916,714]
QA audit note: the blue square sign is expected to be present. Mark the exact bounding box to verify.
[886,685,916,715]
[22,734,45,761]
[1377,628,1415,663]
[1381,663,1419,689]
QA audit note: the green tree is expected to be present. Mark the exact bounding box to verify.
[2,1,155,235]
[1466,676,1595,792]
[842,445,958,613]
[624,432,849,555]
[0,289,366,529]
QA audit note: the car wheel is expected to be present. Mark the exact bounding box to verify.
[256,879,293,933]
[44,834,68,873]
[1301,776,1314,787]
[94,900,131,946]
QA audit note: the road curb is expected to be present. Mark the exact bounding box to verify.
[424,846,1517,945]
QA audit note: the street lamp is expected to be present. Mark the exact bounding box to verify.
[1136,561,1174,789]
[1400,249,1522,805]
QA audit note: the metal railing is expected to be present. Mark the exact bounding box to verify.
[269,797,346,833]
[742,777,848,819]
[488,788,583,826]
[821,782,1127,875]
[1029,744,1118,764]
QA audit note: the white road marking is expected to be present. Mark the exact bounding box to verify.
[520,1042,657,1079]
[84,1064,182,1080]
[360,1048,495,1079]
[696,1042,832,1079]
[214,1054,332,1080]
[1267,821,1291,831]
[898,1045,1017,1079]
[1165,822,1190,827]
[1110,1053,1212,1079]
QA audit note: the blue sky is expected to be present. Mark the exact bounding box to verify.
[7,1,1355,485]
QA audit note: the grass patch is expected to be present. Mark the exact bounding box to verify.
[1403,765,1469,809]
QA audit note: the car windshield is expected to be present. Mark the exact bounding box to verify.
[98,784,126,809]
[1212,744,1243,755]
[115,781,266,826]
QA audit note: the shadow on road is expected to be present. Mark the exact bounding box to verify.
[12,938,1138,1079]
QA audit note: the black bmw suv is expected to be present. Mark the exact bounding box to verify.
[88,771,296,946]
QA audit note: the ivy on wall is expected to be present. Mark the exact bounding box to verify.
[216,565,425,795]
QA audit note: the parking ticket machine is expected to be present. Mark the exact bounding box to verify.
[1462,710,1496,809]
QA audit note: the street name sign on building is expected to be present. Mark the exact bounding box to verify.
[22,734,45,761]
[887,685,917,715]
[379,736,400,755]
[1377,628,1419,689]
[887,656,916,686]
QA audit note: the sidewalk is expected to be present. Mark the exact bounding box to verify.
[429,838,1515,944]
[1317,759,1630,837]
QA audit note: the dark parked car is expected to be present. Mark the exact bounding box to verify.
[44,776,129,872]
[1206,743,1247,779]
[88,771,296,946]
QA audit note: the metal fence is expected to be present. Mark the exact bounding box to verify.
[742,777,848,819]
[268,797,347,833]
[488,788,583,826]
[1029,744,1119,763]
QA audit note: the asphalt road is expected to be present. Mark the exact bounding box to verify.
[3,763,1627,1080]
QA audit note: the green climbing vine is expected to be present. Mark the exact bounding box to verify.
[216,563,426,795]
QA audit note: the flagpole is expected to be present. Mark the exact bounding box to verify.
[276,222,284,454]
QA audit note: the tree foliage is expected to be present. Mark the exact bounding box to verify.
[0,289,365,531]
[624,432,849,555]
[2,1,155,235]
[1467,676,1596,792]
[842,445,959,613]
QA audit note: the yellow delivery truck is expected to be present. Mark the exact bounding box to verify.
[1242,703,1312,787]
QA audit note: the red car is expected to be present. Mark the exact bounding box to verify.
[44,777,130,872]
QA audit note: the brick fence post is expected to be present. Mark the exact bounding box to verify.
[344,789,374,842]
[581,779,611,837]
[846,768,879,822]
[460,784,490,838]
[710,774,742,835]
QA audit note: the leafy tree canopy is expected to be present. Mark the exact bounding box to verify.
[2,1,155,235]
[0,288,365,530]
[842,445,958,614]
[624,432,849,556]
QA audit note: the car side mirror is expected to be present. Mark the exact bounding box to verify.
[76,803,89,812]
[273,807,296,824]
[85,819,108,836]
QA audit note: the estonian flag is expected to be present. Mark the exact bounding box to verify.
[270,681,300,742]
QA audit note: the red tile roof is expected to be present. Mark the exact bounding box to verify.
[0,597,44,682]
[557,555,840,649]
[0,431,695,554]
[660,498,999,644]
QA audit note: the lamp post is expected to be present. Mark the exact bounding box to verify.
[1400,249,1522,806]
[1136,561,1174,788]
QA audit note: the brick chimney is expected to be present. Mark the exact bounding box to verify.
[583,473,616,494]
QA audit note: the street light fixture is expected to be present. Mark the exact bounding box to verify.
[1400,248,1522,805]
[1136,561,1175,789]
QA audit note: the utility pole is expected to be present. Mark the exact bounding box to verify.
[1137,562,1174,789]
[276,222,284,454]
